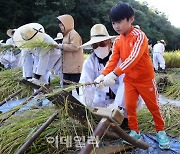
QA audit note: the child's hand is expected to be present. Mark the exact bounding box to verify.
[94,74,105,84]
[103,72,117,86]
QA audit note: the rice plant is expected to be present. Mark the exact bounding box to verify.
[164,50,180,68]
[0,106,88,154]
[0,68,33,101]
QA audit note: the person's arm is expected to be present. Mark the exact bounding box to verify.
[114,32,147,76]
[62,31,81,52]
[102,40,120,75]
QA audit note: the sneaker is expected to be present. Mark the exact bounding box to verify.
[156,131,170,149]
[123,130,141,144]
[129,130,141,140]
[28,78,43,86]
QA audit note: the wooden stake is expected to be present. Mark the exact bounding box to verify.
[16,110,59,154]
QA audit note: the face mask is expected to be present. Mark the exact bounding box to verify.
[94,46,109,59]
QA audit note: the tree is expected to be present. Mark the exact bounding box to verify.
[0,0,179,50]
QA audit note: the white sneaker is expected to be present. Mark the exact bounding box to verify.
[27,78,43,86]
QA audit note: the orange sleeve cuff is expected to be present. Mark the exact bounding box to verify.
[102,70,108,76]
[114,67,123,76]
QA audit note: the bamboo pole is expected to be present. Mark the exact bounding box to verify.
[0,88,23,106]
[110,124,149,150]
[16,110,59,154]
[0,87,43,124]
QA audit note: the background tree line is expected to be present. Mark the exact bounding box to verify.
[0,0,180,50]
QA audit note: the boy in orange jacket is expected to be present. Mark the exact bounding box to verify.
[95,2,170,150]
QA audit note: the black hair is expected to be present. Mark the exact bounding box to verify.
[109,2,134,22]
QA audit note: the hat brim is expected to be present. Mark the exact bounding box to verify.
[7,29,16,37]
[81,36,117,49]
[13,23,45,48]
[54,37,63,41]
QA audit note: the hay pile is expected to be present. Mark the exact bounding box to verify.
[0,68,33,101]
[156,68,180,99]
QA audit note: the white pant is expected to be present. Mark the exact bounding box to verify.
[153,52,165,70]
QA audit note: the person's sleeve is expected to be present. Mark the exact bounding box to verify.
[114,32,146,76]
[6,39,11,45]
[79,57,96,106]
[62,31,81,52]
[102,41,120,75]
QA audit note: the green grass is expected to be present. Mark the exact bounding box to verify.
[138,104,180,140]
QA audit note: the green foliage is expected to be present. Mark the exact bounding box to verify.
[0,0,180,50]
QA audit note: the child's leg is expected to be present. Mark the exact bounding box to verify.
[124,80,139,133]
[136,79,165,132]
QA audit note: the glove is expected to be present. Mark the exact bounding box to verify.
[94,74,105,83]
[94,74,105,89]
[103,72,117,87]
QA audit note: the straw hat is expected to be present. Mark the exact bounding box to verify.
[7,29,16,37]
[54,33,63,40]
[81,24,117,49]
[13,23,45,47]
[160,39,166,45]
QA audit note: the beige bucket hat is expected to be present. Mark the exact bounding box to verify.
[13,23,45,47]
[7,29,16,37]
[81,24,117,49]
[54,33,63,40]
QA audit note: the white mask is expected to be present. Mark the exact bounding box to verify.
[94,46,109,59]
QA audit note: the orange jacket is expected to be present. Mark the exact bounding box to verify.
[102,27,154,82]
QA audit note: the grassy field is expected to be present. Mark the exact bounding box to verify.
[164,50,180,68]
